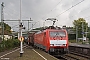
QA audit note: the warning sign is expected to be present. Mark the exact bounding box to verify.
[19,36,24,42]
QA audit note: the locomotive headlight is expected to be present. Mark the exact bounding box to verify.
[63,44,66,46]
[50,44,54,46]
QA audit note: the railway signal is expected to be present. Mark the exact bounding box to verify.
[19,36,24,42]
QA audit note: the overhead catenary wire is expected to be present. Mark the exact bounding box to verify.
[48,0,62,12]
[28,21,40,30]
[3,5,19,19]
[4,7,26,20]
[42,0,62,20]
[3,1,28,20]
[56,0,85,17]
[3,2,31,31]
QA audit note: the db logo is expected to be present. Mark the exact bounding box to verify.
[19,36,24,42]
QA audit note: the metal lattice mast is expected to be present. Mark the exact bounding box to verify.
[1,2,4,41]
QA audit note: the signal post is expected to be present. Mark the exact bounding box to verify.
[19,0,23,57]
[19,35,24,57]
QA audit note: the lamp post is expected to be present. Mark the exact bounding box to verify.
[85,23,88,40]
[76,26,78,43]
[82,22,84,41]
[81,21,87,43]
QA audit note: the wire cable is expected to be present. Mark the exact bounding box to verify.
[49,0,62,12]
[42,0,62,20]
[56,0,85,17]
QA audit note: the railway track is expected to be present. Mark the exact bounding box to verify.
[69,52,90,59]
[32,44,89,60]
[53,52,89,60]
[54,54,79,60]
[60,55,78,60]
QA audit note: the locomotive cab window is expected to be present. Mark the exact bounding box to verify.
[49,31,66,37]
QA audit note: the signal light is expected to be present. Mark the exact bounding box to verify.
[50,44,54,46]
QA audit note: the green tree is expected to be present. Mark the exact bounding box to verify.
[73,18,88,38]
[0,22,11,34]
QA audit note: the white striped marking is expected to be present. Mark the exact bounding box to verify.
[0,45,27,59]
[1,58,9,60]
[0,48,20,58]
[32,49,47,60]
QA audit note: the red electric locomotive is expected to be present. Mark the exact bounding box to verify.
[34,26,69,54]
[28,32,35,45]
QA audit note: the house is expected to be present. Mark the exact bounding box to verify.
[0,26,12,41]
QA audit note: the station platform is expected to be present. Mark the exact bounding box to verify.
[69,43,90,56]
[0,46,58,60]
[69,43,90,48]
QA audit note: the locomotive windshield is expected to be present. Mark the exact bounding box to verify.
[49,31,66,37]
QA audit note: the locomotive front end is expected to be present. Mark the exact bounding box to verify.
[49,30,68,54]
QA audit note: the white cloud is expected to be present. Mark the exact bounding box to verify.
[0,0,90,31]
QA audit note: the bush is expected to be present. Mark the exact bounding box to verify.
[13,39,20,47]
[0,39,20,52]
[0,43,4,52]
[69,40,76,43]
[89,40,90,44]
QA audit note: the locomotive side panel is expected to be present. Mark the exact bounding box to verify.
[34,32,47,50]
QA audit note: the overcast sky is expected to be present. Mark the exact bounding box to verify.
[0,0,90,31]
